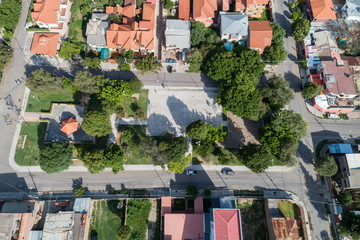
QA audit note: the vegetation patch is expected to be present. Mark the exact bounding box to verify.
[278,200,299,220]
[15,122,47,166]
[237,199,268,240]
[90,200,126,240]
[126,199,151,240]
[120,89,148,118]
[172,198,185,211]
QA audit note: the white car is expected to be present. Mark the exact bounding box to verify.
[185,170,197,176]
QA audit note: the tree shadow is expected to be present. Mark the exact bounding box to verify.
[284,71,302,93]
[170,165,216,190]
[146,112,175,136]
[72,177,83,190]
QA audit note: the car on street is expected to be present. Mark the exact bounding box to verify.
[167,65,172,73]
[185,170,197,176]
[166,58,176,63]
[221,168,234,176]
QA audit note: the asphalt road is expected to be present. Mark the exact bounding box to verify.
[0,1,359,239]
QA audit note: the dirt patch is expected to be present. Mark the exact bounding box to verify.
[237,198,268,240]
[147,199,157,240]
[220,112,262,148]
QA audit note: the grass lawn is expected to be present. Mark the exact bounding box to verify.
[26,90,81,112]
[127,199,151,240]
[15,122,47,166]
[237,199,268,240]
[194,147,241,166]
[121,89,148,118]
[90,200,126,240]
[278,200,299,220]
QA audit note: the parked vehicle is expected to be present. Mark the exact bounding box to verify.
[167,65,172,73]
[166,58,176,63]
[185,170,197,176]
[182,49,187,62]
[221,168,234,176]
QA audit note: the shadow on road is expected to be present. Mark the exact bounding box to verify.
[310,130,342,151]
[170,165,216,190]
[284,71,302,93]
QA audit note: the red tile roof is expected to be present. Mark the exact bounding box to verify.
[248,21,273,54]
[193,0,217,20]
[30,33,59,56]
[272,218,299,240]
[194,197,203,214]
[164,213,204,240]
[309,0,336,19]
[342,56,360,66]
[246,0,269,5]
[106,4,136,25]
[31,0,61,24]
[161,197,172,217]
[214,209,242,240]
[179,0,190,20]
[61,118,78,135]
[236,0,246,9]
[322,60,357,95]
[222,0,230,11]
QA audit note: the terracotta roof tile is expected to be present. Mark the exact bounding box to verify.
[214,209,242,240]
[193,0,217,20]
[179,0,190,20]
[248,21,272,54]
[30,32,59,56]
[272,218,299,240]
[31,0,61,24]
[164,214,204,240]
[236,0,246,8]
[309,0,336,19]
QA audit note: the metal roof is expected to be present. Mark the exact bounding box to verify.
[73,198,91,213]
[220,12,248,38]
[165,19,191,49]
[329,144,353,154]
[346,153,360,169]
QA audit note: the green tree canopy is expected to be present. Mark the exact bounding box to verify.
[338,191,353,206]
[190,21,220,47]
[59,40,81,59]
[187,44,218,72]
[168,154,192,174]
[261,75,294,110]
[84,56,101,69]
[291,18,311,41]
[159,136,189,163]
[264,44,287,65]
[238,143,273,173]
[185,120,208,140]
[277,139,299,166]
[136,55,162,73]
[164,0,174,10]
[339,212,360,239]
[271,23,286,45]
[39,143,72,173]
[128,78,143,93]
[117,225,132,240]
[26,68,63,93]
[193,140,215,157]
[0,0,21,31]
[0,45,12,72]
[74,71,108,94]
[315,156,338,177]
[186,185,199,200]
[302,82,322,99]
[292,12,299,20]
[101,80,132,107]
[82,111,112,137]
[79,148,105,174]
[104,144,124,174]
[261,110,307,155]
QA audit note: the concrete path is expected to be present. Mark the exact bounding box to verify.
[117,118,147,125]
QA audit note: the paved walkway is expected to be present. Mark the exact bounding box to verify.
[117,118,148,125]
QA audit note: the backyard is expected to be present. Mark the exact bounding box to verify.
[237,199,268,240]
[15,122,47,166]
[121,89,148,118]
[90,200,126,239]
[126,199,152,239]
[26,90,81,112]
[278,200,299,220]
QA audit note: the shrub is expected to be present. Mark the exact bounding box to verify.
[128,77,143,93]
[117,225,131,240]
[134,108,145,119]
[186,185,198,200]
[339,114,349,120]
[292,12,299,20]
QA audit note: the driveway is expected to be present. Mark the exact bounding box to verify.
[146,89,224,136]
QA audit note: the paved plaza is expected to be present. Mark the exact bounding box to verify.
[146,90,225,136]
[41,104,93,143]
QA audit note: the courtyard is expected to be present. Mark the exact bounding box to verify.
[146,90,225,136]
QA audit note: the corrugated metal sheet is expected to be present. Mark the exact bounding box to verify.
[329,144,353,154]
[73,198,91,213]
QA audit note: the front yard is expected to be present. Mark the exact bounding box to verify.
[15,122,47,166]
[237,199,268,240]
[26,90,81,112]
[121,89,148,118]
[278,200,299,220]
[126,199,152,239]
[90,200,126,239]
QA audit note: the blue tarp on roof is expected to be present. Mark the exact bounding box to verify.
[224,42,233,51]
[329,144,353,154]
[336,204,343,214]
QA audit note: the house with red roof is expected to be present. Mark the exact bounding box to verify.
[210,209,243,240]
[30,32,60,56]
[193,0,218,26]
[106,3,155,53]
[31,0,69,30]
[305,0,336,22]
[248,21,272,54]
[179,0,191,20]
[235,0,269,18]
